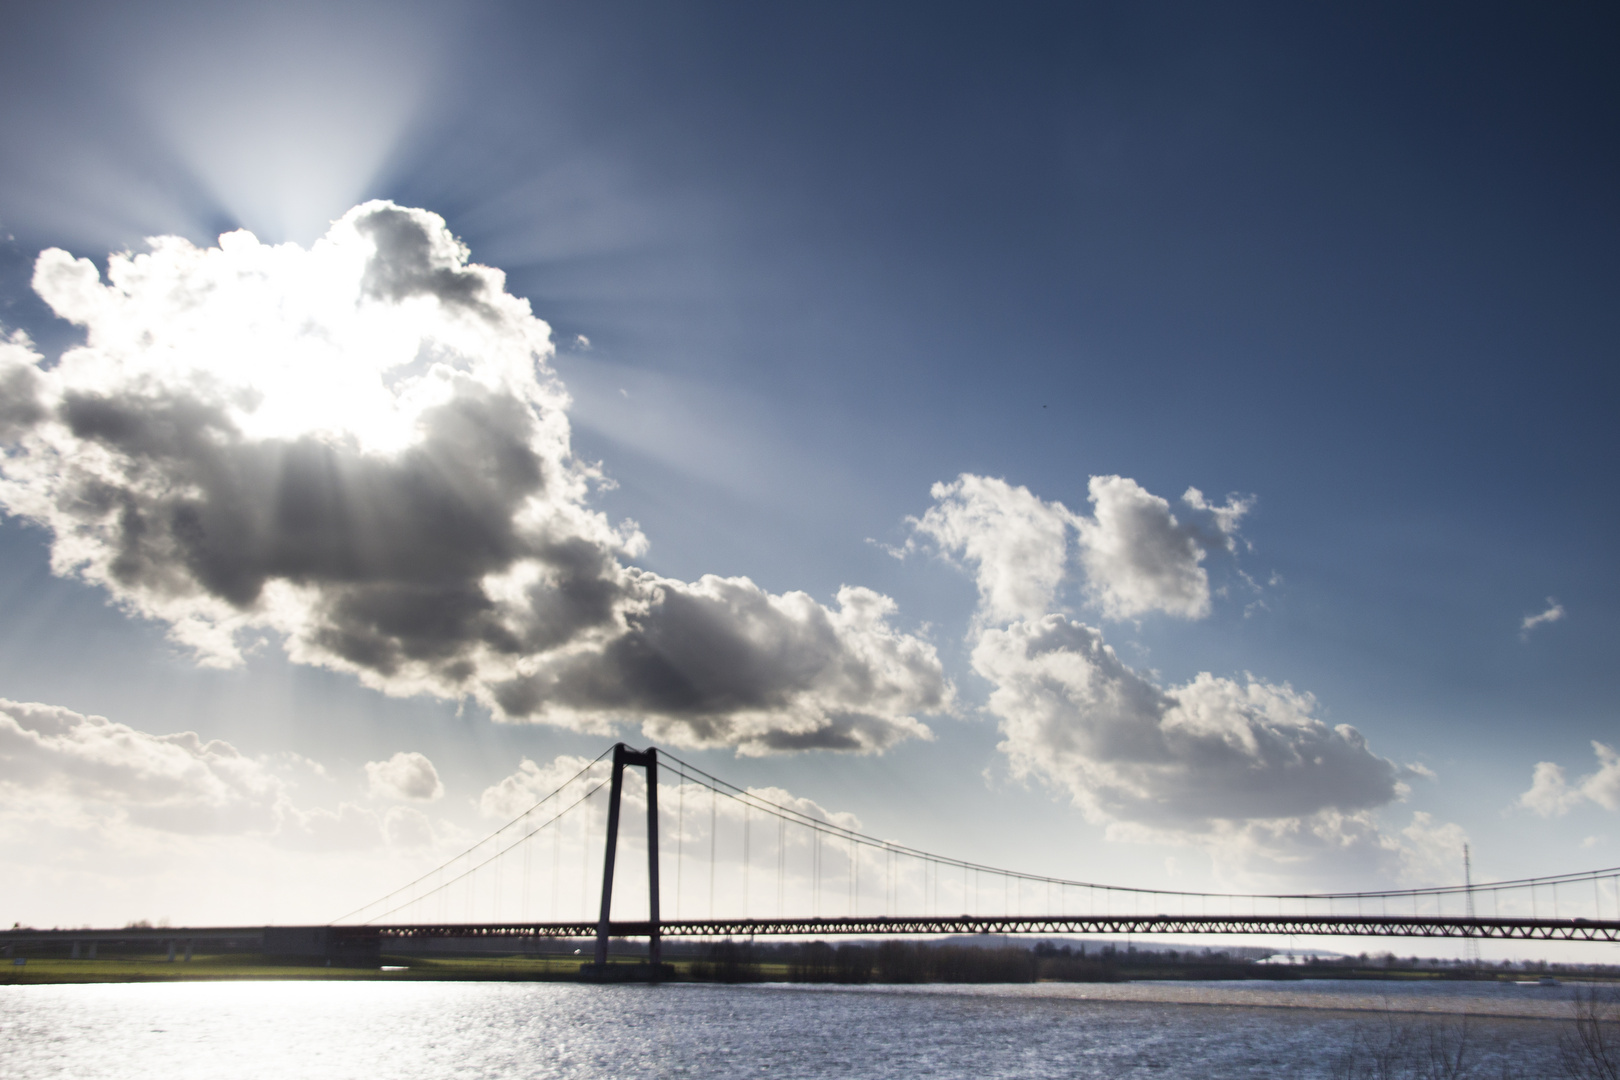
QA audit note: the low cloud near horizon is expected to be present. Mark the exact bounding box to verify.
[0,697,440,852]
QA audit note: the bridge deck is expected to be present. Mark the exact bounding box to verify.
[371,914,1620,943]
[7,914,1620,948]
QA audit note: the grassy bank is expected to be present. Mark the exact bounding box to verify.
[6,945,1616,986]
[0,953,646,984]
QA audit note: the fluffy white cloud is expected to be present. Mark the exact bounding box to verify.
[479,753,605,819]
[1520,597,1566,639]
[909,474,1445,880]
[1395,811,1472,885]
[0,697,289,834]
[478,753,862,837]
[0,203,949,754]
[0,696,480,926]
[1198,810,1470,890]
[365,751,444,802]
[1519,742,1620,816]
[1076,476,1247,620]
[477,753,863,874]
[909,472,1249,624]
[0,697,450,853]
[974,616,1405,831]
[909,475,1073,623]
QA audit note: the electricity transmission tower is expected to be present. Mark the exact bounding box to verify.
[1464,844,1482,967]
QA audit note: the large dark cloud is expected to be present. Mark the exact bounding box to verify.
[0,202,949,753]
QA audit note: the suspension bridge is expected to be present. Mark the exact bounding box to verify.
[8,742,1620,970]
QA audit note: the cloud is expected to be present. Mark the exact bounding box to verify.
[479,754,606,819]
[490,581,945,755]
[365,751,444,802]
[0,698,291,835]
[0,696,445,852]
[1520,762,1577,816]
[1518,743,1620,816]
[1394,811,1471,885]
[909,475,1074,624]
[909,474,1442,882]
[479,754,864,875]
[974,615,1405,832]
[0,203,949,754]
[1182,809,1466,889]
[1076,477,1249,620]
[0,695,474,925]
[908,472,1250,624]
[1520,598,1565,639]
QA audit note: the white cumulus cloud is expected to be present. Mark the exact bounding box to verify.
[364,751,444,802]
[0,697,446,853]
[479,753,605,819]
[0,203,949,754]
[479,753,863,836]
[1520,598,1566,639]
[909,475,1074,624]
[973,616,1405,831]
[1076,476,1248,620]
[1519,742,1620,816]
[909,472,1249,624]
[0,698,287,834]
[907,474,1448,881]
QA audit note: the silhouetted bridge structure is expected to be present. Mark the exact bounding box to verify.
[375,913,1620,943]
[11,744,1620,970]
[11,913,1620,967]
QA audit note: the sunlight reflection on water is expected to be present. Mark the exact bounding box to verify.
[0,980,1571,1079]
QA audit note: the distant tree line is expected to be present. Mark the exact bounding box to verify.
[668,938,1620,986]
[678,939,1279,983]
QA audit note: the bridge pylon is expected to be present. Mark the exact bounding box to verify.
[588,743,661,978]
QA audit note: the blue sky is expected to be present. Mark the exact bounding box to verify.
[0,1,1616,944]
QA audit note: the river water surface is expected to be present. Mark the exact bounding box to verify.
[0,979,1580,1078]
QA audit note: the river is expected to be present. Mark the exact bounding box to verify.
[0,979,1582,1078]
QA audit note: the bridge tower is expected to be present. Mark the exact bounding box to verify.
[590,743,662,976]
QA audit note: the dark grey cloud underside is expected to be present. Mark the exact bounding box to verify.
[0,204,948,749]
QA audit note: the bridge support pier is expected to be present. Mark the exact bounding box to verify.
[588,743,662,980]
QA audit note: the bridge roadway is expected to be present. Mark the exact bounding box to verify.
[8,914,1620,952]
[375,913,1620,943]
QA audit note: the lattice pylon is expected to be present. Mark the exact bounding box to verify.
[1464,844,1482,967]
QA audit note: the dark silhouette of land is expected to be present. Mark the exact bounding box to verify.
[5,934,1618,986]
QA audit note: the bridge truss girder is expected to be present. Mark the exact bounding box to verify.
[371,913,1620,943]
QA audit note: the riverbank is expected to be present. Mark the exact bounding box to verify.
[4,951,1615,991]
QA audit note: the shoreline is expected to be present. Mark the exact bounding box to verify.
[0,956,1601,1020]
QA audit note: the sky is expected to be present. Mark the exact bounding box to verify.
[0,0,1617,954]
